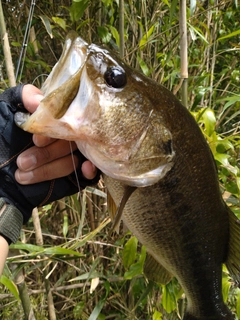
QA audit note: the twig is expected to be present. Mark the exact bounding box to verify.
[0,276,126,301]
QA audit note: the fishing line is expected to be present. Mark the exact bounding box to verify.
[15,0,36,81]
[69,142,82,205]
[31,73,48,86]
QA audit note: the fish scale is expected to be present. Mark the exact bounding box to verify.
[15,31,240,319]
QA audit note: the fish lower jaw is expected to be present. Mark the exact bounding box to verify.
[77,141,174,187]
[108,162,174,187]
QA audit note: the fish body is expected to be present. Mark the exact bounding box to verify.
[15,32,240,319]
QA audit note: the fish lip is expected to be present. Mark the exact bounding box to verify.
[41,33,89,97]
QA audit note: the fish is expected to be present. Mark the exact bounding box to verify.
[15,31,240,320]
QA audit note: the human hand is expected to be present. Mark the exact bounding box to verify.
[0,84,100,244]
[15,84,98,184]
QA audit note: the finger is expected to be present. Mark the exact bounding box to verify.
[33,134,57,147]
[15,154,79,184]
[17,140,78,171]
[81,161,98,180]
[21,84,43,113]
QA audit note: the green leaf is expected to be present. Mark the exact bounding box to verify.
[222,274,231,303]
[214,153,230,166]
[139,24,156,49]
[122,236,138,269]
[39,15,53,38]
[109,25,120,48]
[124,261,143,279]
[216,138,234,153]
[10,243,83,257]
[97,26,111,44]
[214,152,238,176]
[11,42,21,47]
[201,108,216,137]
[88,299,105,320]
[139,245,147,265]
[236,289,240,318]
[153,310,163,320]
[188,22,209,44]
[124,245,146,279]
[169,0,178,24]
[134,281,154,311]
[10,243,44,252]
[236,177,240,193]
[71,218,111,250]
[70,271,100,282]
[43,247,83,256]
[52,17,67,31]
[0,275,19,301]
[137,55,150,76]
[217,29,240,41]
[85,186,107,198]
[162,283,177,313]
[69,0,89,23]
[217,95,240,119]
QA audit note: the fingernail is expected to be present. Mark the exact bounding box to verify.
[17,154,37,170]
[15,170,34,184]
[35,94,43,103]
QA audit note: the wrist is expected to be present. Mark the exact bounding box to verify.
[0,84,25,109]
[0,235,9,276]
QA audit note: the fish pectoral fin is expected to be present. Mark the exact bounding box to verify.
[225,208,240,280]
[144,253,172,285]
[107,190,118,223]
[107,186,136,234]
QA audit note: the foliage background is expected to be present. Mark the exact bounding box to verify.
[0,0,240,319]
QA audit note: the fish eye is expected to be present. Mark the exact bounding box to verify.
[104,66,127,88]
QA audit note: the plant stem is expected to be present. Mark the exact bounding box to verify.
[179,0,188,107]
[119,0,124,58]
[0,0,16,87]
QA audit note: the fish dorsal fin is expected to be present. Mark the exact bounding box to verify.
[107,186,136,234]
[144,253,172,285]
[225,207,240,280]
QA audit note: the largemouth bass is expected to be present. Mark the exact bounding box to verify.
[15,31,240,320]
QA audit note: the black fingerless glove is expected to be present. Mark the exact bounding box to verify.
[0,85,100,244]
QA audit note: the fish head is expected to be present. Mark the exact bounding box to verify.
[15,31,175,187]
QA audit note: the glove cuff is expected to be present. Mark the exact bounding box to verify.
[0,198,23,244]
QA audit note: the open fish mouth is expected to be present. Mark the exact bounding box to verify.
[15,32,89,138]
[15,31,175,187]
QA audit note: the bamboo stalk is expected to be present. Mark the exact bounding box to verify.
[0,0,16,87]
[32,208,57,320]
[8,249,36,320]
[119,0,125,58]
[179,0,188,108]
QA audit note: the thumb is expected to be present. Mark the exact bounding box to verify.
[22,84,43,114]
